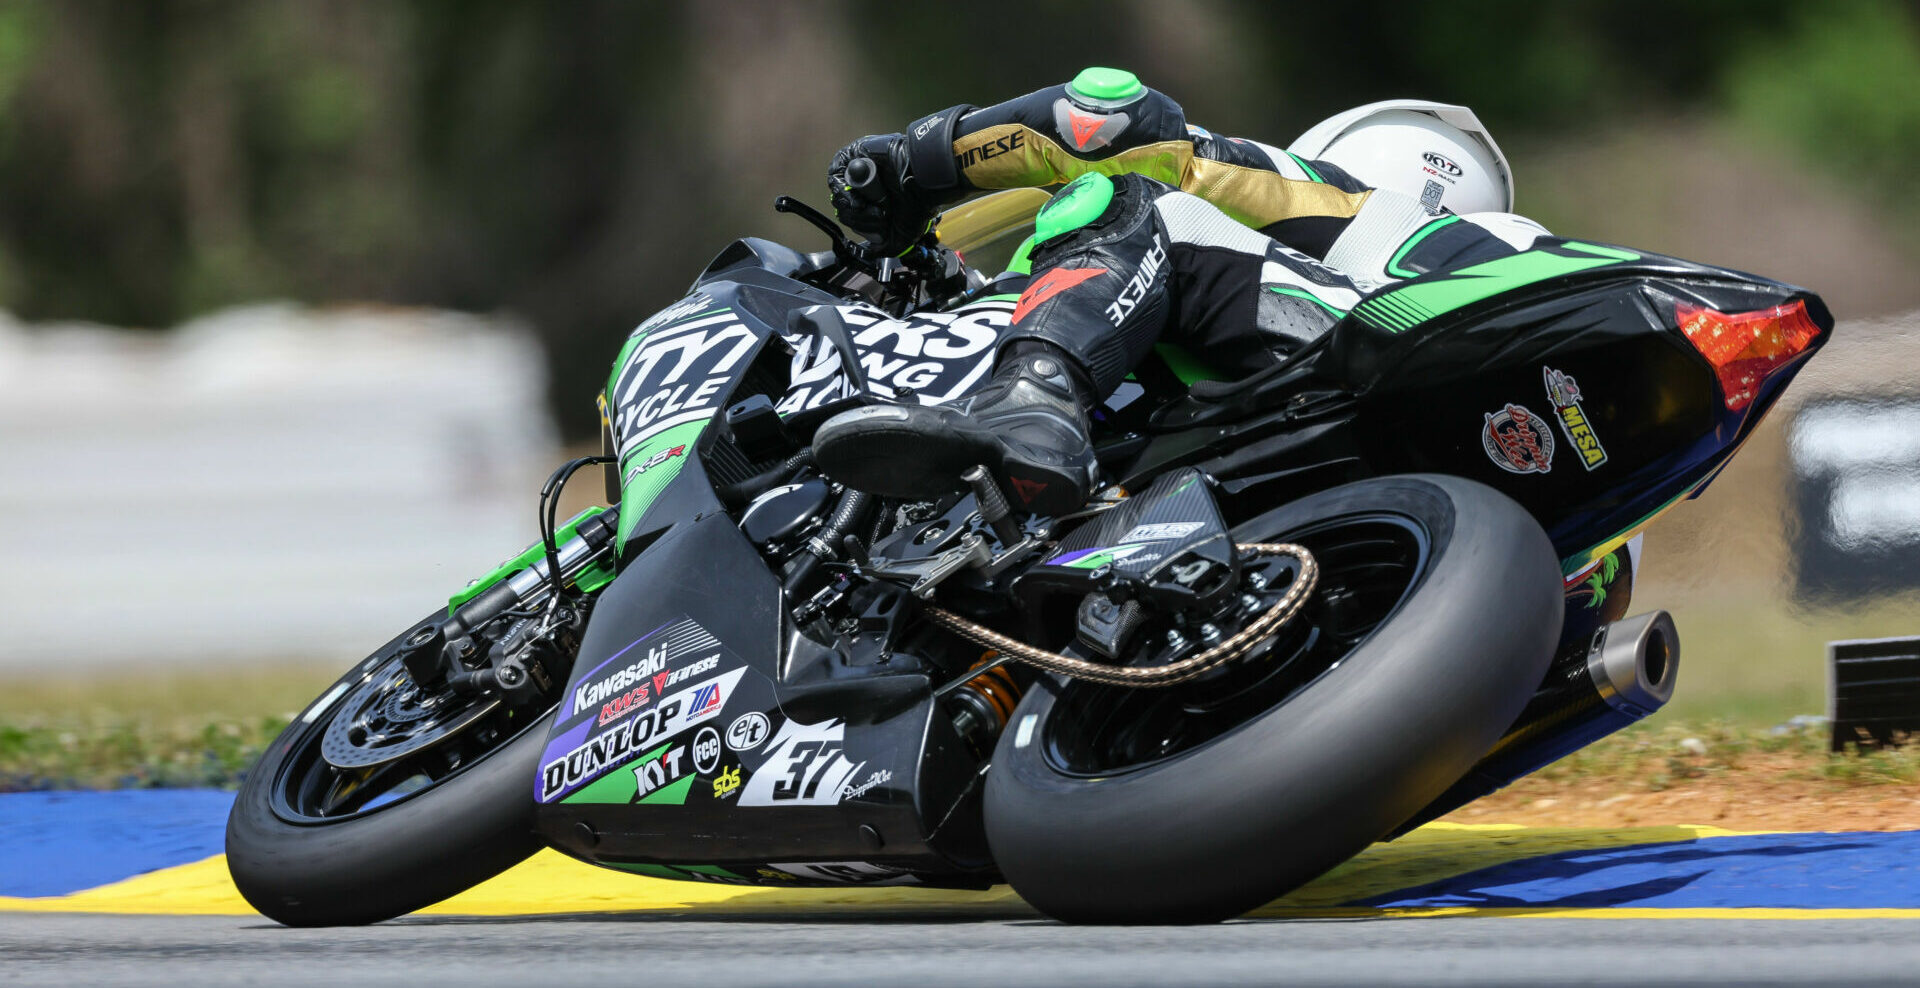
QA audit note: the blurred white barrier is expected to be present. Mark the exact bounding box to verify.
[0,303,560,669]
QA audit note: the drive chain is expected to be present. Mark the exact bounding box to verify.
[925,542,1318,688]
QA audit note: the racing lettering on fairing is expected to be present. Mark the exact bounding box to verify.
[610,312,758,472]
[540,667,746,802]
[738,719,865,807]
[776,299,1008,413]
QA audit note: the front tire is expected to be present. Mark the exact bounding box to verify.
[984,474,1562,924]
[226,620,556,926]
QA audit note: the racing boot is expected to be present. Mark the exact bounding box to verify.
[811,347,1097,516]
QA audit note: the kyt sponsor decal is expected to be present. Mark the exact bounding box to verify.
[632,744,691,801]
[1423,151,1465,178]
[1481,403,1555,475]
[540,667,746,802]
[1542,367,1608,471]
[712,765,743,799]
[739,719,865,807]
[726,711,771,751]
[690,725,723,775]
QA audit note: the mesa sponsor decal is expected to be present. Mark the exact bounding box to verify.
[1543,367,1608,471]
[1104,235,1166,327]
[1481,403,1555,475]
[540,667,745,802]
[739,719,865,807]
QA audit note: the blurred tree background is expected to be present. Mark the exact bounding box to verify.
[0,0,1916,438]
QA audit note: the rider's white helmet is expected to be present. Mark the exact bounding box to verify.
[1288,100,1514,215]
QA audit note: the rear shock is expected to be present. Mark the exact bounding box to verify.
[947,654,1023,758]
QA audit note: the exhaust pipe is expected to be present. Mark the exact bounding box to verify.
[1390,610,1680,836]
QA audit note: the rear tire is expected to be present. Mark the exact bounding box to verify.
[226,624,555,927]
[984,474,1562,924]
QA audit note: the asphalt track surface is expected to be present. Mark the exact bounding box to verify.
[8,912,1920,987]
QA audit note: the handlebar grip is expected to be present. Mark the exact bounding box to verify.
[844,156,878,190]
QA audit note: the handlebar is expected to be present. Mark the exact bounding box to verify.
[772,194,969,314]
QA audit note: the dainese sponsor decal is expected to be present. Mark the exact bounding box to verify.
[1423,151,1464,178]
[540,668,745,802]
[712,765,743,799]
[1542,367,1608,471]
[955,129,1024,169]
[1012,266,1107,324]
[1481,403,1555,475]
[739,719,865,807]
[1104,234,1167,327]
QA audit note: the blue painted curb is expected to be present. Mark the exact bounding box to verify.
[1363,831,1920,909]
[1,790,235,897]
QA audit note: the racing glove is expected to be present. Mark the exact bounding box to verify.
[828,134,936,255]
[827,107,971,255]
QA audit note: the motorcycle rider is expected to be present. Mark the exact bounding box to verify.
[811,68,1548,515]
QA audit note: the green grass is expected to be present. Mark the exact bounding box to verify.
[0,663,336,791]
[1529,717,1920,791]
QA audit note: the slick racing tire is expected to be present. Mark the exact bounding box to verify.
[984,474,1562,924]
[226,621,555,927]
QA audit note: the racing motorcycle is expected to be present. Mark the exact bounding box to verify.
[226,187,1830,925]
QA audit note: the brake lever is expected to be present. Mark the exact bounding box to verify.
[774,196,863,266]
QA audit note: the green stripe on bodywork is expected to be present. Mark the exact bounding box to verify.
[1153,343,1224,385]
[1267,286,1349,318]
[1386,215,1463,279]
[1285,151,1325,183]
[565,742,671,804]
[636,773,697,806]
[447,505,613,614]
[1357,242,1643,334]
[1063,551,1118,570]
[615,419,708,551]
[1006,234,1037,275]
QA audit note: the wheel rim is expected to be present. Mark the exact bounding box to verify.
[1042,511,1433,778]
[267,651,552,824]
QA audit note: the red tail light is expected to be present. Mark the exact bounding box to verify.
[1674,299,1821,411]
